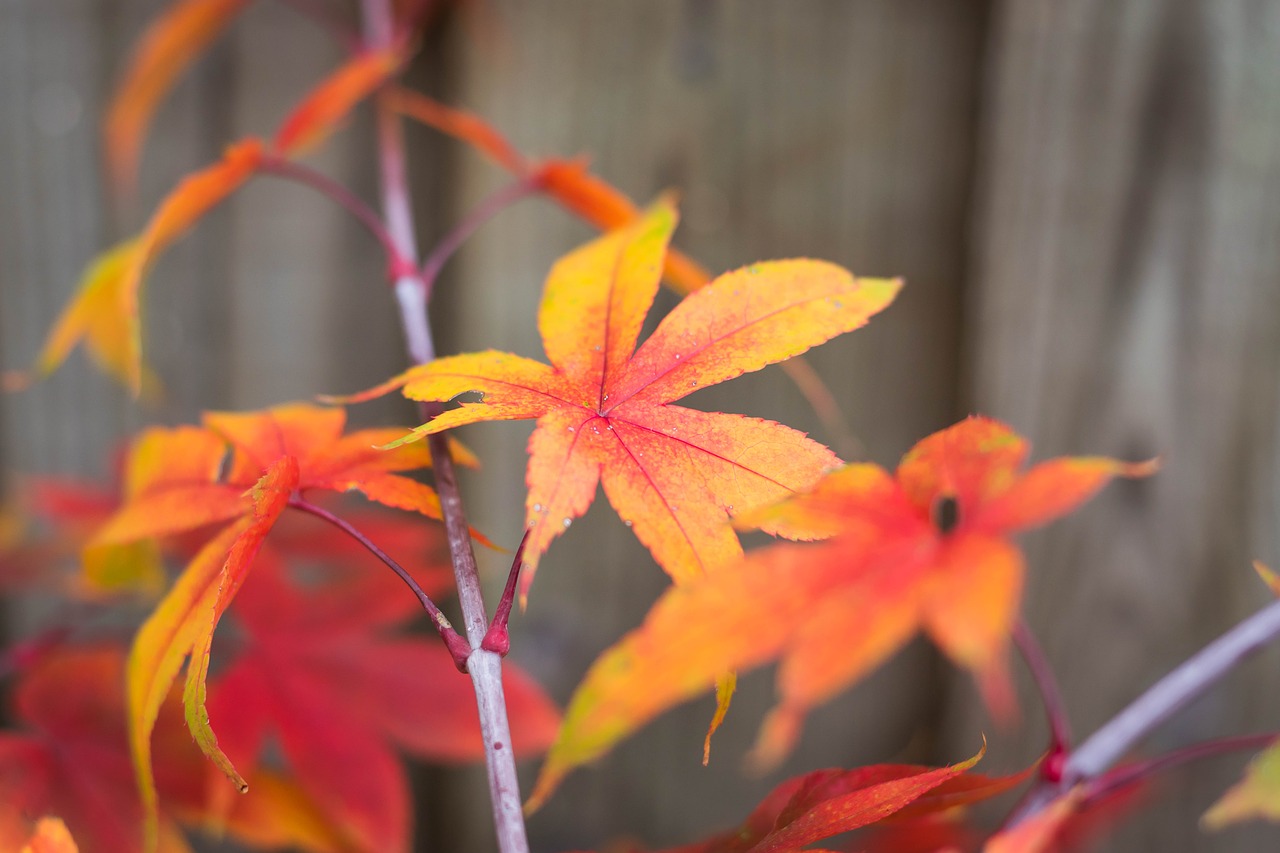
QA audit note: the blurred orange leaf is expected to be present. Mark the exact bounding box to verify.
[27,138,264,395]
[387,88,713,294]
[85,403,473,843]
[39,44,409,395]
[984,790,1084,853]
[1254,560,1280,597]
[20,816,78,853]
[530,417,1152,805]
[104,0,252,194]
[338,199,897,597]
[275,47,407,156]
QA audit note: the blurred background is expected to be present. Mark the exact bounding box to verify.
[4,1,1280,850]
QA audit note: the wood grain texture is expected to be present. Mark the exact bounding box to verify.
[952,0,1280,848]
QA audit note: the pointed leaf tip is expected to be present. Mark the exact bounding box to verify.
[704,671,737,766]
[1254,561,1280,597]
[37,140,263,393]
[105,0,251,194]
[274,47,407,156]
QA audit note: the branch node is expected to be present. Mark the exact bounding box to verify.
[482,529,530,657]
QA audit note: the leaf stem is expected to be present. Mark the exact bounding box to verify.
[420,173,547,299]
[288,497,471,668]
[1013,620,1072,772]
[1082,731,1279,806]
[1010,596,1280,825]
[257,156,409,277]
[482,529,529,656]
[360,2,531,849]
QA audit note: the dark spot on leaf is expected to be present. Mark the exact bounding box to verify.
[933,496,959,534]
[215,446,233,483]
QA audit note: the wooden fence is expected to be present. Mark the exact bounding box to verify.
[3,1,1279,850]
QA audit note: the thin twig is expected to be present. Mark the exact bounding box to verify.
[482,529,530,656]
[1067,597,1280,783]
[1010,596,1280,825]
[360,2,531,849]
[1082,731,1279,806]
[1014,620,1072,767]
[289,497,471,668]
[257,156,409,275]
[778,357,863,460]
[420,173,546,299]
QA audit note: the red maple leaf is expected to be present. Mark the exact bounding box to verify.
[84,403,480,839]
[0,646,346,853]
[200,513,561,853]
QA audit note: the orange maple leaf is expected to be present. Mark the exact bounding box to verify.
[528,416,1153,807]
[340,198,899,595]
[84,403,475,844]
[24,138,264,395]
[25,46,406,395]
[274,49,408,155]
[104,0,252,194]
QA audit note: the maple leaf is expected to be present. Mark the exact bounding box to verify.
[199,519,560,852]
[104,0,252,194]
[23,138,264,396]
[274,49,408,155]
[642,747,990,853]
[388,90,865,465]
[341,198,899,595]
[0,645,348,853]
[528,416,1152,806]
[84,403,476,841]
[25,47,405,395]
[1203,728,1280,828]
